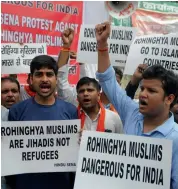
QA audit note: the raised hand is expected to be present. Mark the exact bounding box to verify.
[95,22,111,48]
[61,28,74,48]
[131,64,148,85]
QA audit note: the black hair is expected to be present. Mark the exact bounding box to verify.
[76,77,101,92]
[1,77,20,92]
[142,65,178,108]
[113,67,123,80]
[30,55,58,76]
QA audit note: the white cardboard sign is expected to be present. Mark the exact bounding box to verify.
[77,25,136,66]
[1,43,47,74]
[1,120,80,176]
[74,131,172,189]
[124,33,178,75]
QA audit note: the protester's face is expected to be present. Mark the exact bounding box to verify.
[171,103,178,123]
[31,67,57,98]
[1,81,20,109]
[77,83,100,110]
[139,79,173,117]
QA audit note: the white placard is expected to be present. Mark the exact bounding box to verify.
[1,120,80,176]
[124,33,178,75]
[74,131,172,189]
[1,43,47,74]
[77,25,136,66]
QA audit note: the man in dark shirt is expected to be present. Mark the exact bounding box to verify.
[7,55,78,189]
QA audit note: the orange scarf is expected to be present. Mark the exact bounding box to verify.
[78,101,105,132]
[24,85,36,97]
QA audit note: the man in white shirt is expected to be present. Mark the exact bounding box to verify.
[57,28,93,106]
[77,76,123,133]
[57,42,123,133]
[57,29,123,113]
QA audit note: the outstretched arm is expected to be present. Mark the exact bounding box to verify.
[57,29,78,106]
[57,28,74,69]
[95,22,138,125]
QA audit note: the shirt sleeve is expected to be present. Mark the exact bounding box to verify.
[57,64,78,107]
[20,86,29,101]
[113,113,123,134]
[96,65,139,126]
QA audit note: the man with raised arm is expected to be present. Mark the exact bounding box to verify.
[95,22,178,189]
[57,29,139,111]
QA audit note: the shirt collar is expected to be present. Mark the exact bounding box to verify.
[151,113,175,136]
[139,112,175,137]
[104,103,111,109]
[80,108,101,122]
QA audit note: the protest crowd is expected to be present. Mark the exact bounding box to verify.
[1,1,178,189]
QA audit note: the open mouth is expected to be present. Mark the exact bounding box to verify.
[83,99,91,103]
[139,99,148,106]
[6,100,15,104]
[40,84,51,93]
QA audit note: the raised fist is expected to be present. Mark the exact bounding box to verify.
[62,28,74,48]
[131,64,148,85]
[95,22,111,48]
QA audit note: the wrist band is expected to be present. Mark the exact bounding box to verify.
[61,47,70,52]
[97,47,108,52]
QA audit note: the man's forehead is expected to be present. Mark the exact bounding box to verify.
[2,80,18,88]
[79,83,96,89]
[34,69,54,73]
[140,79,163,87]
